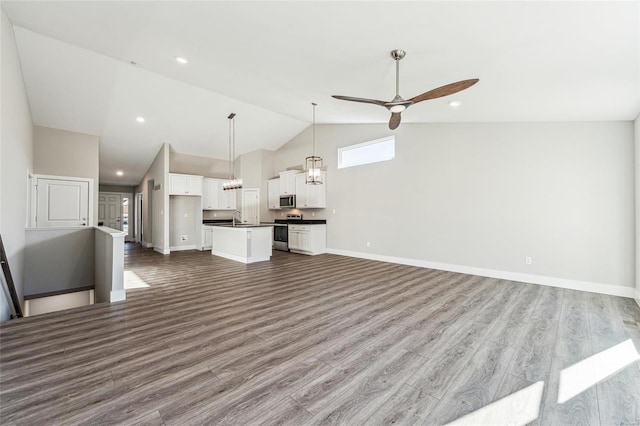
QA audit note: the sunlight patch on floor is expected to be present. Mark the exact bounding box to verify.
[558,338,640,404]
[445,381,544,426]
[124,270,150,289]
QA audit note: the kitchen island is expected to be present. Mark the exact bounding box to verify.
[211,224,273,264]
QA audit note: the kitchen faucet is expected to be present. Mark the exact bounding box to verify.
[231,210,241,227]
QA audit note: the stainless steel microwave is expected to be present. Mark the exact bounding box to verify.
[279,195,295,208]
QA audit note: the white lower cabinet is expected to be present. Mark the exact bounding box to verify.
[288,224,326,255]
[201,226,213,250]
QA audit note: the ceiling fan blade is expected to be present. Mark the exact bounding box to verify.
[332,95,387,106]
[409,79,479,103]
[389,112,402,130]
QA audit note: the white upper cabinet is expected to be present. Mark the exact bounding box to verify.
[278,170,300,195]
[202,178,220,210]
[267,178,281,210]
[200,178,236,210]
[218,185,237,210]
[295,172,326,209]
[169,173,203,196]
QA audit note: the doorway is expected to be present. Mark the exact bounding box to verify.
[98,193,122,230]
[98,191,133,241]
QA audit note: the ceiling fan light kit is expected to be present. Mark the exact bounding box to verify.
[305,102,323,185]
[332,49,479,130]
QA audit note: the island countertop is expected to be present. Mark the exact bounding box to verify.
[210,223,274,228]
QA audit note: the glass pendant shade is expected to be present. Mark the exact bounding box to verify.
[222,178,243,190]
[305,102,323,185]
[306,155,323,185]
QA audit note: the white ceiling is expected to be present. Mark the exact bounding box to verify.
[3,1,639,185]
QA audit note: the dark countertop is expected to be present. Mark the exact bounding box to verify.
[274,219,327,225]
[205,219,326,225]
[203,219,233,225]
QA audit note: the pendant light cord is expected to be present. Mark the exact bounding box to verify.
[312,102,317,157]
[227,113,236,181]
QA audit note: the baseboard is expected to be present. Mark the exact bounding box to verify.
[110,289,126,303]
[142,241,153,248]
[153,246,169,255]
[170,245,196,252]
[326,248,636,299]
[211,250,248,264]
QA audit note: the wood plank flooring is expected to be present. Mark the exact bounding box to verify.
[1,243,639,425]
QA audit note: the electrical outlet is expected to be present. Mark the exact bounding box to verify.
[525,257,532,265]
[366,241,371,248]
[333,209,336,214]
[181,235,188,242]
[311,212,315,217]
[214,213,217,217]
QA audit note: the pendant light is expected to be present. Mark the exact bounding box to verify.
[223,113,243,190]
[305,102,323,185]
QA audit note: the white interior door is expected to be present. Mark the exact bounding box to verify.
[36,178,89,227]
[98,193,122,230]
[241,189,259,225]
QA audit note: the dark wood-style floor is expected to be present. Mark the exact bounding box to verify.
[1,244,639,425]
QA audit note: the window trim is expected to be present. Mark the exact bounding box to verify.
[337,135,395,169]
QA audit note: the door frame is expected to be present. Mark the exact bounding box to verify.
[30,174,94,228]
[135,192,143,243]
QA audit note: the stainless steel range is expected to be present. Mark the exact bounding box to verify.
[272,214,302,251]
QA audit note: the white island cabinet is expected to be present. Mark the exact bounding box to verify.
[201,225,213,250]
[211,225,273,263]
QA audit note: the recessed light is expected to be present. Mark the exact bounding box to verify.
[448,100,462,108]
[175,57,188,64]
[116,171,124,176]
[136,116,145,123]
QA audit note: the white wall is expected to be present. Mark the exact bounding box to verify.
[24,228,94,296]
[237,149,275,222]
[0,10,34,321]
[33,126,100,225]
[170,150,230,178]
[25,290,93,317]
[274,122,635,295]
[635,114,640,304]
[169,196,200,249]
[137,143,169,253]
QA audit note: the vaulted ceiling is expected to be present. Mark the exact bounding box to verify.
[3,1,638,185]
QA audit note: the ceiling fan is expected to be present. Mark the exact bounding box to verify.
[332,50,479,130]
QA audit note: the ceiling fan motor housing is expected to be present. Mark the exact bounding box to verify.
[391,49,406,60]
